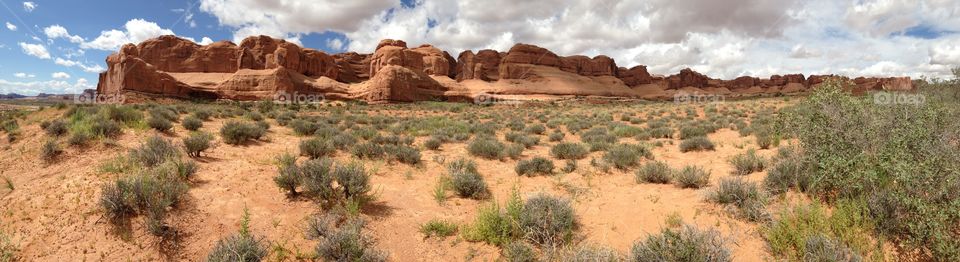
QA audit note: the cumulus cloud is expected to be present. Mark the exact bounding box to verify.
[199,37,214,45]
[52,72,70,79]
[18,42,51,59]
[5,22,16,31]
[789,44,821,59]
[199,0,396,43]
[13,73,35,78]
[44,25,85,43]
[0,78,94,95]
[54,58,106,73]
[81,19,175,51]
[22,1,35,12]
[326,38,344,51]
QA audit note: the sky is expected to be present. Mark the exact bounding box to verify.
[1,0,958,95]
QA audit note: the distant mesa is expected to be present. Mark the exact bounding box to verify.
[96,35,914,103]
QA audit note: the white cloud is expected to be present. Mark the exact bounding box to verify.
[789,44,821,59]
[5,22,16,31]
[199,0,396,43]
[44,25,85,43]
[13,73,35,78]
[18,42,51,59]
[51,72,70,79]
[81,19,176,51]
[326,38,344,51]
[198,37,214,45]
[54,58,106,73]
[0,78,93,95]
[22,2,35,12]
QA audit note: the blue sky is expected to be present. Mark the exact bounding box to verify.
[1,0,958,95]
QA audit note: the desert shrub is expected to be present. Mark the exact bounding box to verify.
[505,143,524,160]
[333,162,372,201]
[515,157,555,176]
[148,107,179,122]
[468,137,505,160]
[678,125,707,139]
[290,119,318,136]
[103,105,143,124]
[420,219,458,238]
[551,142,588,160]
[351,142,384,159]
[450,170,488,199]
[630,225,731,262]
[463,192,524,246]
[561,160,578,173]
[561,245,622,261]
[254,120,270,131]
[300,138,335,159]
[101,169,189,236]
[190,109,212,121]
[331,133,357,150]
[40,139,63,162]
[311,217,387,262]
[183,132,213,158]
[520,194,576,246]
[635,161,673,184]
[90,118,122,137]
[763,201,877,261]
[765,157,814,195]
[612,124,643,138]
[756,133,780,149]
[220,121,265,145]
[67,130,92,146]
[504,241,537,262]
[129,136,180,167]
[525,124,546,135]
[245,111,264,121]
[674,165,710,189]
[603,143,652,169]
[678,136,715,152]
[274,153,301,196]
[181,116,202,131]
[147,116,173,132]
[515,135,540,149]
[207,209,268,262]
[708,177,767,222]
[44,119,68,136]
[730,149,766,176]
[507,119,526,131]
[548,131,565,142]
[423,137,442,150]
[648,127,674,139]
[99,180,135,221]
[300,158,335,200]
[580,128,618,149]
[387,145,421,165]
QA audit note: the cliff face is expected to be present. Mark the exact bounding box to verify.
[97,35,913,102]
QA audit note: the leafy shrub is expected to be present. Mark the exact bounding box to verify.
[420,219,458,238]
[525,124,546,135]
[181,116,202,131]
[207,209,268,262]
[451,170,488,199]
[803,235,862,262]
[630,225,731,262]
[148,107,178,122]
[463,192,524,246]
[352,142,385,159]
[273,153,301,196]
[333,162,372,201]
[548,131,565,142]
[311,217,387,262]
[708,178,767,222]
[129,136,180,167]
[679,125,707,139]
[674,165,710,189]
[290,119,318,136]
[220,121,265,145]
[729,149,765,176]
[505,143,524,160]
[91,118,122,138]
[765,154,814,195]
[678,136,715,152]
[551,143,588,160]
[44,119,68,137]
[515,157,555,176]
[67,130,92,146]
[504,241,537,262]
[520,194,576,246]
[301,158,335,200]
[468,137,505,160]
[603,143,652,169]
[387,145,421,165]
[763,201,876,261]
[423,137,442,150]
[300,138,335,159]
[648,127,674,139]
[147,116,173,132]
[756,133,780,149]
[635,161,673,184]
[183,132,213,158]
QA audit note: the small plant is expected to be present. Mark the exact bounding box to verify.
[273,153,301,196]
[708,177,767,222]
[67,130,92,146]
[603,143,652,169]
[147,115,173,132]
[679,136,715,152]
[630,225,731,262]
[635,161,673,184]
[182,116,202,131]
[450,170,488,199]
[333,161,372,202]
[519,194,576,246]
[44,119,68,137]
[420,219,458,238]
[674,165,710,189]
[463,191,523,246]
[41,139,62,162]
[548,131,565,142]
[220,121,265,145]
[300,138,335,159]
[183,132,213,158]
[550,143,588,160]
[504,241,537,262]
[515,157,555,176]
[129,136,180,167]
[352,142,385,159]
[423,137,442,150]
[505,143,524,160]
[387,145,421,165]
[310,216,387,262]
[207,209,268,262]
[561,160,577,173]
[468,137,505,160]
[730,149,765,176]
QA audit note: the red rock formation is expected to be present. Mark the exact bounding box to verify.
[666,68,710,89]
[729,76,760,89]
[360,65,447,102]
[456,49,502,81]
[410,44,457,78]
[134,35,239,73]
[333,52,370,83]
[617,66,652,86]
[559,55,617,76]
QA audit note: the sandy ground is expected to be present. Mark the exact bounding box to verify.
[0,99,792,261]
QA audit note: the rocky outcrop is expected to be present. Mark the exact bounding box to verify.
[97,35,915,103]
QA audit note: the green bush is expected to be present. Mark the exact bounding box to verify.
[423,137,442,150]
[708,177,767,222]
[129,136,180,167]
[505,143,524,160]
[301,158,335,200]
[387,145,421,165]
[44,119,68,137]
[635,161,673,184]
[273,153,301,196]
[181,116,202,131]
[468,137,505,160]
[729,149,765,176]
[220,121,265,145]
[420,219,458,238]
[763,201,877,261]
[551,142,588,160]
[41,139,62,162]
[290,119,318,136]
[207,209,268,262]
[519,194,576,246]
[300,138,335,159]
[525,124,546,135]
[333,162,372,201]
[504,241,537,262]
[674,165,710,189]
[630,225,731,262]
[678,136,715,152]
[67,130,92,147]
[764,146,814,195]
[451,170,488,199]
[515,157,554,176]
[182,132,213,158]
[603,143,652,169]
[311,216,387,262]
[463,192,523,246]
[679,125,706,139]
[147,116,173,132]
[351,142,384,159]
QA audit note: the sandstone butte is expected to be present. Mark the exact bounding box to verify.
[96,35,915,103]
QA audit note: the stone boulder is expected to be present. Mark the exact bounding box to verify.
[559,55,617,76]
[456,49,502,81]
[666,68,710,89]
[360,65,448,102]
[617,66,653,86]
[410,44,457,78]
